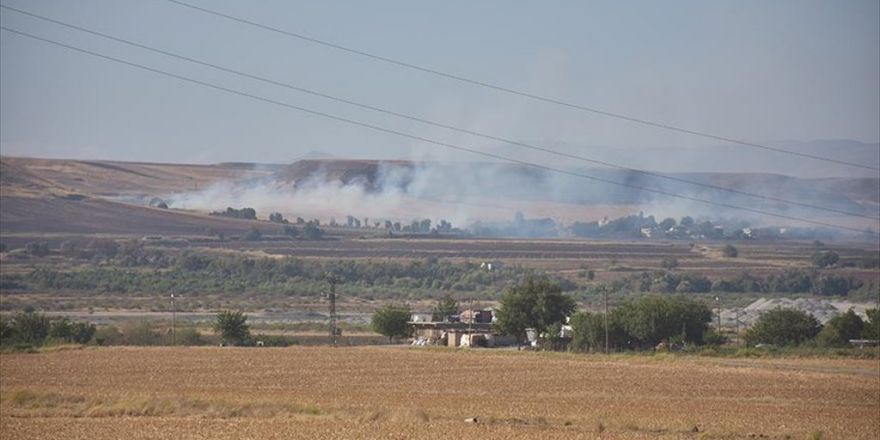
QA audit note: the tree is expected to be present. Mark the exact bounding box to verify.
[661,257,678,270]
[614,295,712,347]
[862,308,879,340]
[282,225,300,238]
[213,310,250,346]
[745,309,821,347]
[659,218,676,231]
[302,221,324,240]
[269,212,288,223]
[811,250,839,268]
[571,312,600,352]
[0,315,13,345]
[431,295,459,322]
[69,321,96,344]
[11,311,51,345]
[49,318,73,342]
[493,276,575,343]
[818,309,864,347]
[811,274,852,296]
[371,304,411,343]
[722,245,738,258]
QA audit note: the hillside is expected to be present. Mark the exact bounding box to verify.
[2,156,877,238]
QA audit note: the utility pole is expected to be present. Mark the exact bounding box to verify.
[603,287,609,354]
[170,293,177,346]
[325,273,339,347]
[715,296,721,332]
[734,308,739,346]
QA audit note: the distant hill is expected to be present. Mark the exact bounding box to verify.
[270,159,878,216]
[537,139,880,179]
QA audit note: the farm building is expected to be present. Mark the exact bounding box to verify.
[410,309,516,347]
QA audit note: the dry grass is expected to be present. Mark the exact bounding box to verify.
[1,346,878,439]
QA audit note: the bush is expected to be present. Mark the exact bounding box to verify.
[811,251,839,268]
[25,242,50,257]
[661,257,678,270]
[174,328,205,346]
[722,245,738,258]
[243,228,262,241]
[745,309,821,347]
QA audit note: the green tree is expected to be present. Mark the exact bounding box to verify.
[11,311,51,345]
[69,321,96,344]
[213,310,251,346]
[661,257,678,270]
[431,295,459,322]
[302,221,324,240]
[0,315,14,345]
[862,308,879,340]
[817,309,864,348]
[49,318,74,342]
[614,295,712,347]
[371,304,411,343]
[745,309,821,347]
[571,311,599,352]
[493,276,575,343]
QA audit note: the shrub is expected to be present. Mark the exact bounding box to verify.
[25,242,50,257]
[243,228,262,241]
[661,257,678,270]
[722,245,738,258]
[174,328,205,346]
[811,250,839,268]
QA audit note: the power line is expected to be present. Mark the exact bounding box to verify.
[2,3,872,221]
[0,25,874,235]
[161,0,880,172]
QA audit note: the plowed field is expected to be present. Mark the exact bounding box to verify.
[1,347,878,439]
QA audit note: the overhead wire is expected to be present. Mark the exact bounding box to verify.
[0,4,873,221]
[160,0,880,172]
[0,25,875,235]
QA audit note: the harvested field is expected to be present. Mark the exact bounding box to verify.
[1,347,878,439]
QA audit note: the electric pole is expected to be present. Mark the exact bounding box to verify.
[603,287,609,354]
[170,293,177,346]
[325,273,339,347]
[715,296,721,332]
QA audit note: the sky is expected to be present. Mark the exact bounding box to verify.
[1,0,878,168]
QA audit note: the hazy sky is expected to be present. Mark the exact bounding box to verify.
[1,0,878,165]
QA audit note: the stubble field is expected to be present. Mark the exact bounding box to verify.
[1,346,878,439]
